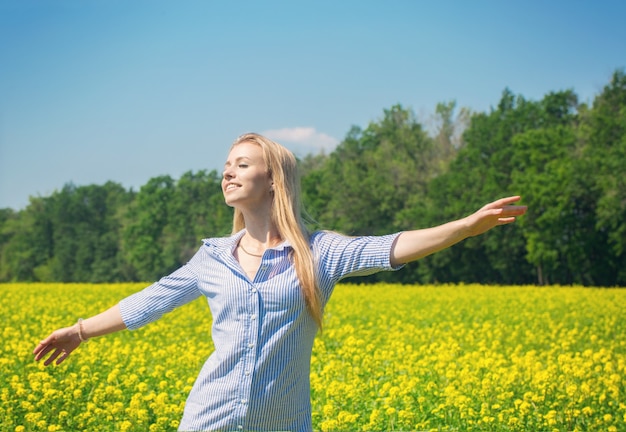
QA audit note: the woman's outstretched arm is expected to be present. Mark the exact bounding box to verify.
[390,196,527,267]
[33,304,127,366]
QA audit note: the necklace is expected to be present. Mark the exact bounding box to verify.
[238,243,264,258]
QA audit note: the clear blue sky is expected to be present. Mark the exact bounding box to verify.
[1,0,624,210]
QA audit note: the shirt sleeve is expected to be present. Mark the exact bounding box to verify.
[311,231,405,286]
[119,250,204,330]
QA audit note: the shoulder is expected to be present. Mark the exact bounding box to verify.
[310,230,348,247]
[309,230,359,259]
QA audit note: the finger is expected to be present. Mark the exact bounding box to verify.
[33,341,46,355]
[43,349,64,367]
[33,338,55,355]
[481,196,521,210]
[497,217,517,225]
[501,205,527,215]
[56,350,71,365]
[34,344,55,362]
[34,334,57,355]
[486,196,522,209]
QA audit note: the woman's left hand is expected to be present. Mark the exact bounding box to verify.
[464,196,527,237]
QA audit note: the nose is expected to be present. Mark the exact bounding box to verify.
[223,166,234,181]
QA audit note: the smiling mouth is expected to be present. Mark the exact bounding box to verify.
[225,184,240,192]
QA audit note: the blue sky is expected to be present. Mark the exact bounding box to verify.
[1,0,624,210]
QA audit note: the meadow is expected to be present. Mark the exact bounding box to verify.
[1,283,624,431]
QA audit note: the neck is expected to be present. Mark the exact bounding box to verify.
[240,210,282,249]
[242,228,282,248]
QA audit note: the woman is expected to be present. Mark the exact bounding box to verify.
[34,133,527,431]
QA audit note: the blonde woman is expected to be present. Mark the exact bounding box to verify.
[34,133,527,431]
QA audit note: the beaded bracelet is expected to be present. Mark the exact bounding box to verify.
[77,318,89,343]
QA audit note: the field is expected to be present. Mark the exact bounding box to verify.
[1,283,625,431]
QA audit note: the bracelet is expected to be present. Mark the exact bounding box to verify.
[77,318,89,343]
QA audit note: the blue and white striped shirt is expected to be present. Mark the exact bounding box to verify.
[119,229,402,431]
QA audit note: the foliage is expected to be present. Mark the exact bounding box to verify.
[1,70,625,285]
[0,172,231,284]
[309,105,436,236]
[583,70,626,283]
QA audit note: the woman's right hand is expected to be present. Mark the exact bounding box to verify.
[33,324,82,366]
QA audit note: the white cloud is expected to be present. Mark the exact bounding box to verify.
[261,127,339,155]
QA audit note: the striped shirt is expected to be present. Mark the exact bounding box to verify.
[119,229,402,431]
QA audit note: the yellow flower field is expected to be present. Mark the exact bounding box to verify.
[1,283,624,431]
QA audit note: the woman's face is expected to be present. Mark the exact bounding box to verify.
[222,142,273,209]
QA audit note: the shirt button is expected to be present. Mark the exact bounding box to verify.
[251,315,256,320]
[248,343,254,348]
[245,369,251,376]
[241,399,248,404]
[238,425,243,430]
[251,288,257,293]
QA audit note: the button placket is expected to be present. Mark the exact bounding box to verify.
[238,280,260,423]
[234,250,278,427]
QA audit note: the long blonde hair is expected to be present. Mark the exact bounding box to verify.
[230,133,323,329]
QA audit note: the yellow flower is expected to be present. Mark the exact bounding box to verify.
[319,419,338,431]
[3,283,626,431]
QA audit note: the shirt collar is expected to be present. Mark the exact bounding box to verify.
[202,229,292,258]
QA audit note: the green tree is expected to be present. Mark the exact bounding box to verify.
[431,100,470,171]
[300,152,330,230]
[510,126,591,284]
[301,105,444,283]
[161,170,233,268]
[122,171,232,282]
[420,89,580,284]
[38,182,132,282]
[0,198,53,281]
[89,182,134,281]
[582,69,626,284]
[122,175,176,281]
[314,105,436,236]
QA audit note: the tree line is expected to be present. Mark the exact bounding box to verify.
[1,70,624,286]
